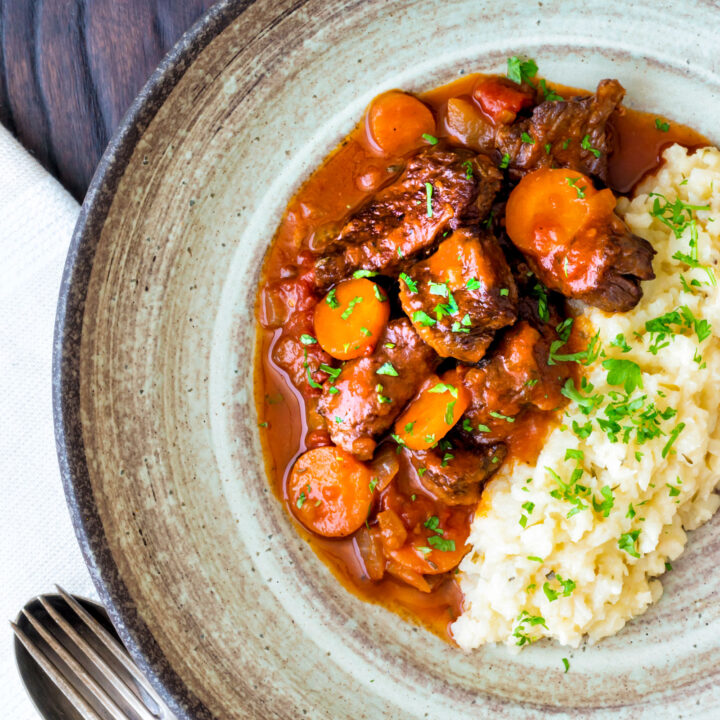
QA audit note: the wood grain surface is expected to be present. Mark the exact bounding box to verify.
[0,0,217,200]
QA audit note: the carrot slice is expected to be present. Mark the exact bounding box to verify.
[392,369,470,451]
[505,167,616,256]
[288,446,375,537]
[366,91,436,156]
[314,278,390,360]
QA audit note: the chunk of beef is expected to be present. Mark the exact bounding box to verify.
[408,444,506,505]
[398,227,517,363]
[560,211,655,312]
[457,321,572,446]
[318,319,440,459]
[271,309,333,396]
[314,147,502,287]
[497,79,625,183]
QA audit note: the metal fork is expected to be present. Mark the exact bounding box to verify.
[11,586,177,720]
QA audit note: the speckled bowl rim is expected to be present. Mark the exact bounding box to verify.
[52,2,253,718]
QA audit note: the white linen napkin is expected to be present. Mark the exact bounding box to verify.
[0,124,98,719]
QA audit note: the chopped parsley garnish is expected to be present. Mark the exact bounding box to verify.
[489,410,515,422]
[428,535,456,552]
[413,310,436,327]
[466,277,483,290]
[513,611,547,647]
[429,281,449,297]
[399,272,418,293]
[462,159,473,179]
[300,333,317,345]
[539,78,564,101]
[543,575,576,601]
[544,142,552,155]
[527,556,543,562]
[477,423,490,433]
[618,529,641,558]
[375,384,391,404]
[532,283,550,323]
[325,288,339,308]
[499,153,511,169]
[520,131,535,145]
[562,658,570,673]
[429,382,459,398]
[561,378,603,415]
[499,287,509,296]
[422,133,438,145]
[548,322,601,366]
[666,479,681,497]
[506,56,538,85]
[360,326,372,337]
[341,296,363,319]
[369,477,378,493]
[547,464,590,518]
[444,400,456,425]
[645,305,712,354]
[592,485,614,518]
[610,333,631,353]
[562,138,571,150]
[352,269,378,278]
[662,422,685,458]
[425,182,434,217]
[404,421,415,433]
[602,358,643,394]
[462,418,473,432]
[319,364,341,381]
[451,313,472,333]
[373,284,387,302]
[580,134,601,158]
[655,118,670,132]
[376,362,399,377]
[566,175,586,199]
[649,192,715,285]
[626,503,636,519]
[424,515,441,531]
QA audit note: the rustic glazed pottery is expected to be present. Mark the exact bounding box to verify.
[54,1,720,717]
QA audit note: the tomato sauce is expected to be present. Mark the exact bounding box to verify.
[254,71,709,641]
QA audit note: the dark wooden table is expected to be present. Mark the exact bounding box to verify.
[0,0,217,201]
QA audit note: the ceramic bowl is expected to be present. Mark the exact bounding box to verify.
[54,1,720,717]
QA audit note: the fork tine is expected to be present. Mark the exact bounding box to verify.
[38,595,158,720]
[55,585,161,702]
[11,620,104,720]
[21,606,130,718]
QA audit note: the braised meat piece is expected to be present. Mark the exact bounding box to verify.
[398,228,517,363]
[458,321,572,446]
[497,79,625,183]
[408,444,507,505]
[318,319,440,460]
[505,167,655,312]
[314,147,502,287]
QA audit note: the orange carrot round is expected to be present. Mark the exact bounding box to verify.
[506,167,616,256]
[314,278,390,360]
[393,369,470,451]
[366,91,436,156]
[288,446,375,537]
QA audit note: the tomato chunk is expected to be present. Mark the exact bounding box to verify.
[473,77,533,124]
